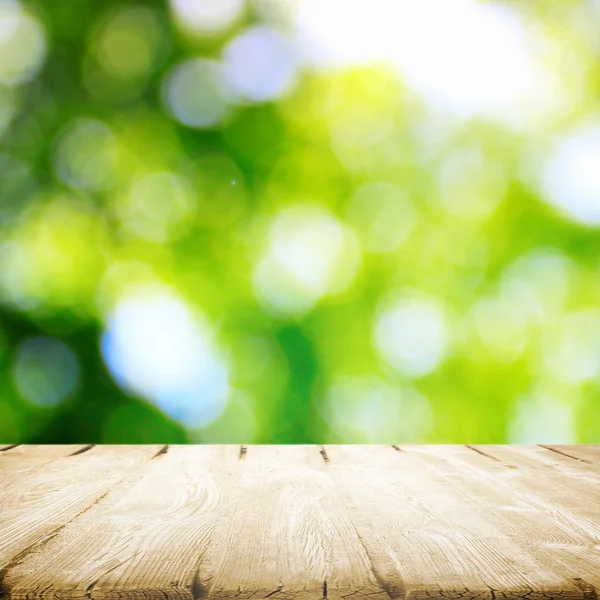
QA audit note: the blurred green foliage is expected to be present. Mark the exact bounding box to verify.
[2,0,600,444]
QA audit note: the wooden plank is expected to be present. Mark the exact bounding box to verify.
[403,445,600,588]
[324,445,581,600]
[200,445,385,600]
[0,444,161,591]
[423,445,600,538]
[3,445,388,600]
[2,444,238,600]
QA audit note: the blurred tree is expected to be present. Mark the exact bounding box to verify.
[1,0,600,444]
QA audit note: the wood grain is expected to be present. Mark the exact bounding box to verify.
[0,445,599,600]
[0,445,161,591]
[326,446,572,599]
[0,445,92,491]
[404,446,600,588]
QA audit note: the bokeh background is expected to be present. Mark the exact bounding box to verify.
[2,0,600,444]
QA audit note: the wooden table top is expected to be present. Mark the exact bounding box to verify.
[0,444,599,600]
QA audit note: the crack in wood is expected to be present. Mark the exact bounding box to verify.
[191,569,209,600]
[84,552,143,599]
[153,445,169,459]
[318,446,329,464]
[239,446,247,460]
[538,445,591,464]
[323,581,328,599]
[0,502,102,600]
[70,445,95,457]
[189,545,213,600]
[341,527,405,600]
[85,578,97,599]
[0,445,19,452]
[573,578,598,600]
[264,584,284,598]
[391,445,404,453]
[465,446,517,469]
[0,485,114,599]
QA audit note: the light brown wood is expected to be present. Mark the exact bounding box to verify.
[0,445,599,600]
[0,445,93,490]
[402,446,600,588]
[540,445,600,464]
[0,445,161,579]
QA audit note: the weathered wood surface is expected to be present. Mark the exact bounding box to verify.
[0,445,599,600]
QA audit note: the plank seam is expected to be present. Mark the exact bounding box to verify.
[152,445,169,459]
[0,447,161,599]
[344,528,405,600]
[0,490,110,600]
[0,445,19,453]
[538,445,592,464]
[318,446,329,464]
[465,446,518,469]
[69,445,95,457]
